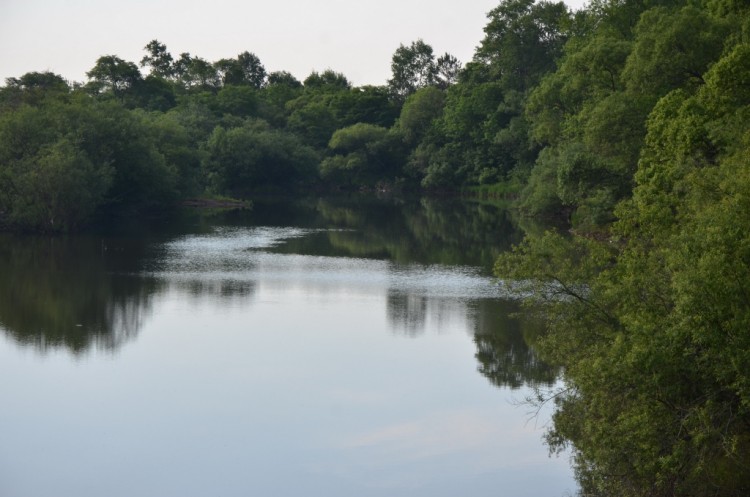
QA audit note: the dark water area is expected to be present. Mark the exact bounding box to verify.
[0,195,574,497]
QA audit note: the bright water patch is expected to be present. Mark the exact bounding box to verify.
[151,226,508,300]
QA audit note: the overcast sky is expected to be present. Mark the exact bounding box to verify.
[1,0,588,87]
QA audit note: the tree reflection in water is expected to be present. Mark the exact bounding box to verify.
[386,290,428,337]
[472,298,558,389]
[0,234,161,354]
[0,195,557,392]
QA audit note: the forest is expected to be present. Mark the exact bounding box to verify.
[1,0,750,494]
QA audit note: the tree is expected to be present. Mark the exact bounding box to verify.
[285,97,340,148]
[6,71,69,94]
[394,86,446,146]
[2,72,70,108]
[215,51,266,88]
[303,69,351,92]
[258,71,303,126]
[434,53,462,89]
[267,71,302,88]
[146,111,203,197]
[526,34,633,147]
[320,123,395,186]
[86,55,143,98]
[621,6,731,96]
[387,39,438,100]
[215,85,259,117]
[494,18,750,495]
[173,53,220,90]
[475,0,570,92]
[133,75,177,111]
[328,86,399,128]
[0,99,114,231]
[439,80,504,153]
[520,2,727,226]
[204,122,318,193]
[140,39,174,78]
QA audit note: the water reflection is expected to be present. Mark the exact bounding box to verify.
[387,291,428,337]
[471,299,558,389]
[0,196,553,391]
[0,196,572,497]
[152,223,555,390]
[0,234,161,354]
[176,278,257,304]
[386,288,557,389]
[266,196,524,272]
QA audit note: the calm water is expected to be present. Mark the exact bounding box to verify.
[0,196,575,497]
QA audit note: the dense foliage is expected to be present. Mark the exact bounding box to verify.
[2,0,750,494]
[2,0,747,232]
[0,0,573,230]
[493,1,750,495]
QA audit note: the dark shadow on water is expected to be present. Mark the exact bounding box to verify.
[472,298,559,389]
[0,234,163,355]
[255,194,529,274]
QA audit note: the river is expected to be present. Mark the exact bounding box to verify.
[0,195,575,497]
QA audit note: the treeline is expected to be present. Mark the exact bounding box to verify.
[493,0,750,495]
[2,0,747,233]
[0,0,612,232]
[0,36,461,231]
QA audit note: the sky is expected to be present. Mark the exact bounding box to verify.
[0,0,588,88]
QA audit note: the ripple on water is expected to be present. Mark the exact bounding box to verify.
[149,227,509,299]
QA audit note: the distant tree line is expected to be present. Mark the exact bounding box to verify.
[0,35,467,232]
[2,0,747,234]
[0,0,568,232]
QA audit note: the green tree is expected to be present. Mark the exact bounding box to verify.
[0,131,113,231]
[621,6,731,96]
[215,85,259,117]
[0,99,117,231]
[329,86,399,129]
[286,97,339,147]
[320,123,396,187]
[435,79,510,182]
[526,34,633,146]
[495,23,750,496]
[203,121,318,194]
[140,39,174,78]
[257,71,303,126]
[303,69,351,92]
[174,53,220,90]
[394,86,446,146]
[267,71,302,87]
[1,72,70,110]
[86,55,143,99]
[145,111,203,197]
[215,51,266,88]
[132,75,177,111]
[434,53,462,89]
[386,40,460,100]
[388,39,436,100]
[475,0,570,92]
[520,1,731,226]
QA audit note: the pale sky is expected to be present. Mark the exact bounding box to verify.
[0,0,588,88]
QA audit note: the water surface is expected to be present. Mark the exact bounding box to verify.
[0,196,574,497]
